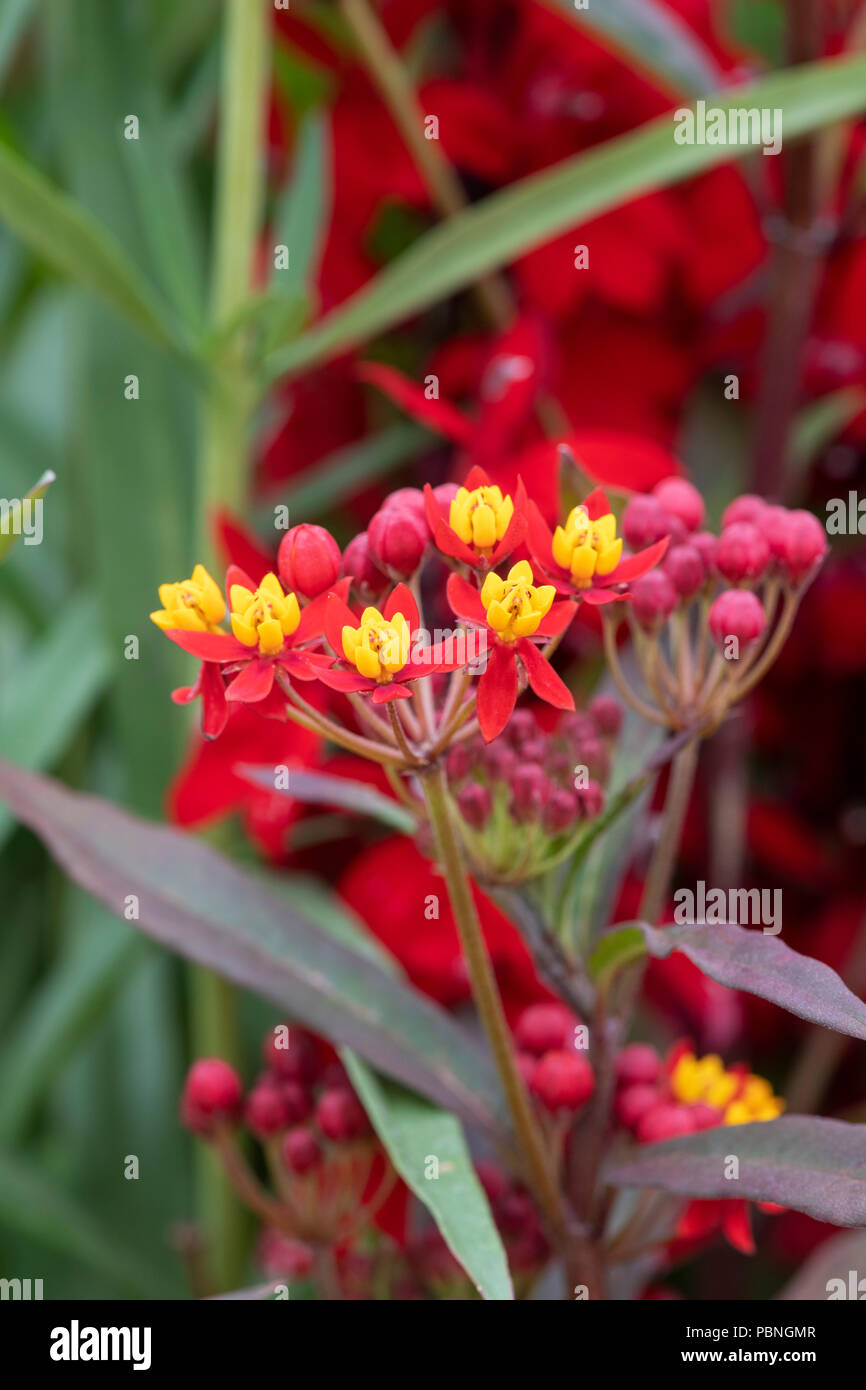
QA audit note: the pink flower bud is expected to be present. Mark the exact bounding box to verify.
[509,765,548,822]
[776,509,828,584]
[663,543,706,598]
[721,493,768,529]
[515,1003,578,1055]
[631,570,678,630]
[543,787,579,834]
[381,486,428,527]
[636,1103,697,1144]
[316,1087,370,1143]
[246,1078,292,1136]
[622,494,670,549]
[708,589,766,651]
[689,530,718,574]
[588,694,623,738]
[716,522,770,584]
[482,742,518,782]
[531,1051,595,1113]
[652,477,705,532]
[616,1084,661,1130]
[368,503,428,579]
[506,709,539,746]
[342,531,387,598]
[580,738,610,781]
[281,1126,322,1175]
[181,1058,243,1135]
[457,783,492,830]
[445,743,474,783]
[278,524,341,598]
[576,779,605,818]
[433,481,459,510]
[263,1026,319,1083]
[616,1043,662,1086]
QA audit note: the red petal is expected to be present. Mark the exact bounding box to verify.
[526,499,556,573]
[604,535,670,586]
[200,661,229,738]
[582,588,627,606]
[371,683,413,703]
[225,658,276,704]
[446,571,486,625]
[358,362,474,444]
[490,473,528,560]
[569,431,682,494]
[324,592,360,656]
[476,642,518,743]
[384,581,420,634]
[225,564,257,598]
[214,511,274,584]
[516,638,574,711]
[295,578,351,644]
[721,1201,755,1255]
[463,464,491,490]
[166,629,247,662]
[584,486,612,522]
[277,650,320,682]
[401,635,480,679]
[314,665,376,694]
[535,599,576,638]
[423,484,478,566]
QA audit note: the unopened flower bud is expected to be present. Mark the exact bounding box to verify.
[689,530,718,573]
[636,1103,696,1144]
[652,477,705,532]
[775,509,827,584]
[708,589,766,652]
[263,1027,319,1083]
[616,1084,662,1130]
[622,494,670,549]
[543,787,579,834]
[506,709,538,747]
[576,779,605,818]
[514,1002,578,1056]
[316,1087,370,1143]
[663,543,705,599]
[588,694,623,738]
[509,765,548,822]
[483,742,519,782]
[546,750,574,785]
[368,504,428,579]
[531,1051,595,1113]
[279,1080,313,1125]
[342,531,387,598]
[721,493,768,530]
[457,783,492,830]
[616,1043,662,1086]
[432,481,459,510]
[631,570,677,630]
[581,738,610,781]
[181,1059,243,1135]
[281,1126,322,1175]
[246,1078,292,1136]
[716,522,770,584]
[445,743,474,783]
[277,524,341,599]
[381,486,428,527]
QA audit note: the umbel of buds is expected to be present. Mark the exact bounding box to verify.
[605,482,827,737]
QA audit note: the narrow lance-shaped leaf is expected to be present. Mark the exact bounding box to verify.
[343,1054,514,1302]
[264,56,866,382]
[0,468,54,563]
[607,1116,866,1227]
[546,0,725,98]
[0,758,505,1137]
[636,921,866,1040]
[239,764,417,834]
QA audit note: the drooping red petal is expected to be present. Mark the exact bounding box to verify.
[721,1200,755,1255]
[166,629,248,662]
[358,362,474,444]
[371,682,413,704]
[583,486,612,522]
[225,563,257,599]
[535,599,576,638]
[225,658,276,704]
[324,592,361,656]
[423,484,478,566]
[401,635,481,680]
[490,473,528,560]
[516,638,574,711]
[526,498,557,573]
[582,588,627,606]
[199,660,229,738]
[277,650,321,682]
[446,571,486,625]
[384,581,420,635]
[476,642,518,743]
[295,578,351,644]
[313,665,377,694]
[603,535,670,586]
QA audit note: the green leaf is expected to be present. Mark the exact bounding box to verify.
[270,113,331,297]
[0,1148,164,1296]
[0,759,506,1136]
[729,0,784,69]
[0,594,111,847]
[0,0,33,88]
[0,138,182,351]
[239,765,417,834]
[264,56,866,381]
[0,467,54,563]
[547,0,724,96]
[343,1054,514,1301]
[792,386,866,473]
[607,1116,866,1227]
[589,925,646,988]
[258,422,431,522]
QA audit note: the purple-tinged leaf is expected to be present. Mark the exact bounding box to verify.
[607,1116,866,1226]
[238,764,416,834]
[0,758,504,1137]
[637,922,866,1040]
[776,1228,866,1300]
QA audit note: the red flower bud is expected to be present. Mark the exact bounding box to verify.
[721,493,768,530]
[708,589,766,651]
[622,494,670,550]
[381,486,428,526]
[279,1080,313,1125]
[580,737,610,781]
[262,1027,319,1083]
[716,522,770,584]
[316,1087,370,1143]
[690,1103,723,1131]
[775,509,827,584]
[616,1084,661,1130]
[546,750,574,785]
[246,1078,292,1136]
[281,1126,322,1175]
[342,531,387,597]
[368,504,428,579]
[278,524,341,598]
[543,787,579,834]
[663,543,706,598]
[181,1058,243,1135]
[616,1043,662,1086]
[689,531,718,573]
[482,742,518,782]
[588,694,623,738]
[531,1050,595,1113]
[506,709,539,747]
[433,481,459,510]
[652,477,705,532]
[457,783,492,830]
[509,764,548,822]
[445,743,474,783]
[514,1002,578,1056]
[576,779,605,818]
[631,570,678,630]
[636,1103,696,1144]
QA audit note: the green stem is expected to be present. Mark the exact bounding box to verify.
[639,737,700,926]
[420,764,565,1236]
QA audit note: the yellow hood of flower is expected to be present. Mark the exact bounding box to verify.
[342,606,410,683]
[671,1052,785,1125]
[552,504,623,589]
[450,484,514,554]
[480,560,555,642]
[150,564,225,633]
[229,572,300,656]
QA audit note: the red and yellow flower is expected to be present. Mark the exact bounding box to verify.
[424,465,527,570]
[528,486,669,604]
